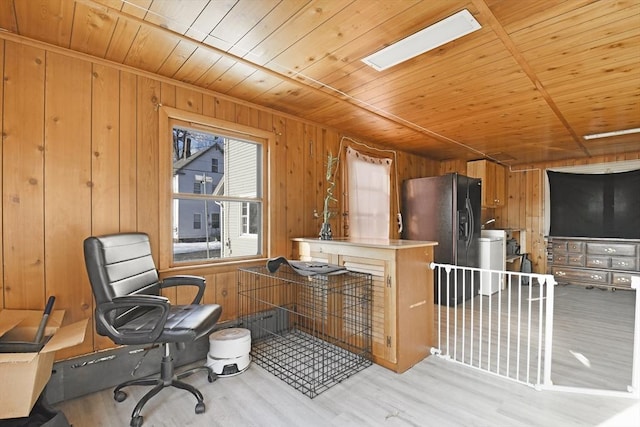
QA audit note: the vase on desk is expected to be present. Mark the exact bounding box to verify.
[319,222,332,240]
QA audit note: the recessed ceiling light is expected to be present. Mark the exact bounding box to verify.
[362,9,481,72]
[583,127,640,140]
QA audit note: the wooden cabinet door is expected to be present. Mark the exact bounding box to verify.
[340,255,396,365]
[467,159,505,207]
[467,160,487,206]
[493,162,505,206]
[484,160,497,207]
[394,246,434,372]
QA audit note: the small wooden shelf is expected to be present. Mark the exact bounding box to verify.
[506,254,520,263]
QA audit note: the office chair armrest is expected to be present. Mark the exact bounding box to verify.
[96,295,170,345]
[160,275,206,304]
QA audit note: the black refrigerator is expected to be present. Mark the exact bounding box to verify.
[402,173,481,306]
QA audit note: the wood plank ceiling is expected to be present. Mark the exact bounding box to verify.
[1,0,639,165]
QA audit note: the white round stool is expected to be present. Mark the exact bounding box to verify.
[206,328,251,377]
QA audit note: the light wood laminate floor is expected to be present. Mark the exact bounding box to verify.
[437,282,636,391]
[551,284,635,390]
[56,285,640,427]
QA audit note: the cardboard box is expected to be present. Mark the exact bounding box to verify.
[0,309,88,419]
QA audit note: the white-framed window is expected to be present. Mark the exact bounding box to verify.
[241,202,259,235]
[160,107,269,266]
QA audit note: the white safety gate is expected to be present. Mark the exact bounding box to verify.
[429,263,640,398]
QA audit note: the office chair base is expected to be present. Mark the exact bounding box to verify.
[113,344,216,427]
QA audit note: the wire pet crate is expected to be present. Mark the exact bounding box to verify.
[238,265,372,398]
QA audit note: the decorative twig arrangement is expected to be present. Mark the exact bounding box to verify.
[320,151,339,239]
[323,151,339,222]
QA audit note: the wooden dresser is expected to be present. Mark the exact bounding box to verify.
[292,237,437,373]
[548,237,640,290]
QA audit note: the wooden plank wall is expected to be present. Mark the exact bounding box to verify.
[3,33,636,361]
[0,37,438,359]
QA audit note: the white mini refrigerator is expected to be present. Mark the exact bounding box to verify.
[479,237,505,295]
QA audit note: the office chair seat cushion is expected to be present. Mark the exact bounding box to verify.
[117,303,222,343]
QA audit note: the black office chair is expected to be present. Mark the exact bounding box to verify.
[83,232,222,427]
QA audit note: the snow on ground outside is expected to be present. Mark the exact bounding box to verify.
[173,241,222,254]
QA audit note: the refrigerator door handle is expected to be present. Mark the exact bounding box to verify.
[466,197,474,249]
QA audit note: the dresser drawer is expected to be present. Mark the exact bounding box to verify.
[567,241,584,252]
[553,254,568,264]
[567,254,585,266]
[586,256,609,268]
[610,257,637,271]
[612,273,634,289]
[587,243,637,257]
[552,267,609,285]
[552,241,568,251]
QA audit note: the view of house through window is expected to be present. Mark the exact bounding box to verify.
[172,125,263,263]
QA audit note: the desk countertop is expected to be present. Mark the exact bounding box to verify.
[292,237,438,249]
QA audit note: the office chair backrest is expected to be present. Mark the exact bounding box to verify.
[84,233,161,331]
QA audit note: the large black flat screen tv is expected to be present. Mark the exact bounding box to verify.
[548,169,640,239]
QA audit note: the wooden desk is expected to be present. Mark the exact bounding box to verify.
[292,238,437,373]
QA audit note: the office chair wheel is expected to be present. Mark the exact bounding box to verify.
[114,390,128,402]
[208,372,217,383]
[130,415,143,427]
[195,402,206,414]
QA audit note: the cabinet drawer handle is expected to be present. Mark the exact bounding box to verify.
[605,247,616,254]
[590,274,603,280]
[617,277,630,283]
[556,271,566,276]
[592,259,602,265]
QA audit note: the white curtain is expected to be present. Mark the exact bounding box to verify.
[346,147,391,239]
